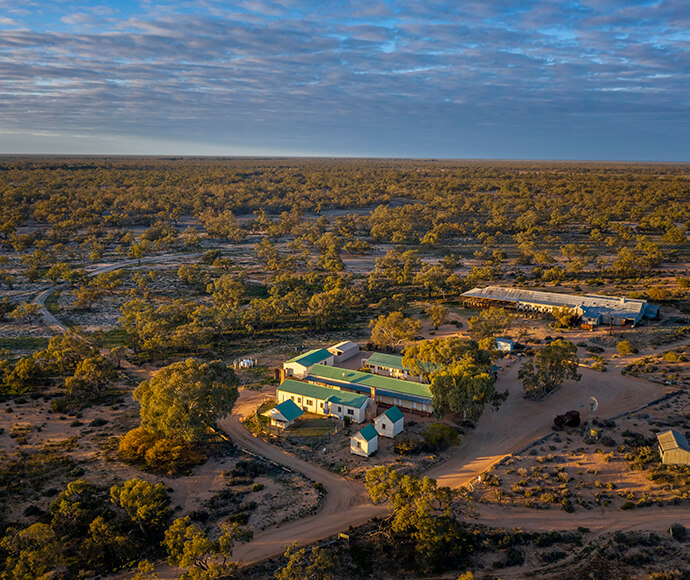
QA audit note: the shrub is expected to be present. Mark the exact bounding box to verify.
[616,340,637,356]
[119,427,206,475]
[621,501,636,510]
[421,423,459,451]
[393,433,422,455]
[669,523,686,542]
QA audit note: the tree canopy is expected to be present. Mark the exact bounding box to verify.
[133,358,239,442]
[518,339,581,399]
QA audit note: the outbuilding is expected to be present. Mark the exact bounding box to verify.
[283,348,334,379]
[327,341,360,363]
[495,338,514,353]
[262,399,304,429]
[657,430,690,465]
[374,406,404,438]
[351,424,378,457]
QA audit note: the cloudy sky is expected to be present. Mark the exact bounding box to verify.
[0,0,688,159]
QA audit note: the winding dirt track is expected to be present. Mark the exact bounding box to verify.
[218,414,387,564]
[221,361,689,565]
[30,257,689,570]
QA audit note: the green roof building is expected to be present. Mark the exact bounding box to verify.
[283,348,335,379]
[306,364,433,415]
[277,378,369,423]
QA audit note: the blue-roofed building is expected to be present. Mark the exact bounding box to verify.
[351,424,378,457]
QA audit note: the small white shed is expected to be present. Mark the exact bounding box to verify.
[328,341,360,363]
[351,424,378,457]
[374,406,404,438]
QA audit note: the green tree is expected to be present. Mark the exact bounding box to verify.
[426,304,448,328]
[110,478,170,536]
[8,302,42,324]
[49,479,104,535]
[551,305,579,329]
[133,359,239,442]
[518,339,581,398]
[0,523,62,579]
[164,516,251,579]
[64,355,115,401]
[616,340,637,356]
[369,311,421,350]
[403,337,499,420]
[365,467,465,572]
[274,544,336,580]
[467,307,513,340]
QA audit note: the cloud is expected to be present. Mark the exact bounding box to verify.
[0,0,688,158]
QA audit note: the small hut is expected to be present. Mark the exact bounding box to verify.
[374,406,404,438]
[351,424,378,457]
[262,399,304,430]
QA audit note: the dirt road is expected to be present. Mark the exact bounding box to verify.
[32,253,201,334]
[426,361,670,489]
[217,413,386,564]
[223,360,678,565]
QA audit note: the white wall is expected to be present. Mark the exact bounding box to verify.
[375,416,403,438]
[350,434,377,456]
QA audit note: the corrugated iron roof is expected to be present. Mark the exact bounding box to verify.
[462,286,648,319]
[273,399,304,422]
[308,364,432,401]
[285,348,332,367]
[657,430,690,452]
[382,406,404,423]
[357,424,378,441]
[365,352,406,371]
[278,379,369,408]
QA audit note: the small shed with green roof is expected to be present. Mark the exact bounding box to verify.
[351,424,378,457]
[374,406,404,438]
[283,348,334,379]
[262,399,304,429]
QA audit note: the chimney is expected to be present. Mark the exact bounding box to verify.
[370,387,376,402]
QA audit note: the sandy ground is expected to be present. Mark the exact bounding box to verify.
[215,355,685,567]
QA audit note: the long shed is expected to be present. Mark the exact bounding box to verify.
[657,430,690,465]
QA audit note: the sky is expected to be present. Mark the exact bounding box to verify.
[0,0,688,159]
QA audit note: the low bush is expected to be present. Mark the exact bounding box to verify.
[421,423,459,451]
[118,427,207,475]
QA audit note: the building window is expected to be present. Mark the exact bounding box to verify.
[382,423,386,429]
[320,402,324,409]
[338,406,342,412]
[347,409,354,416]
[291,396,295,401]
[307,399,314,406]
[297,398,302,404]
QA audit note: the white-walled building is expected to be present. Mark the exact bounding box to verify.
[327,341,360,363]
[262,399,304,429]
[283,348,334,379]
[374,406,404,438]
[351,424,378,457]
[276,379,369,423]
